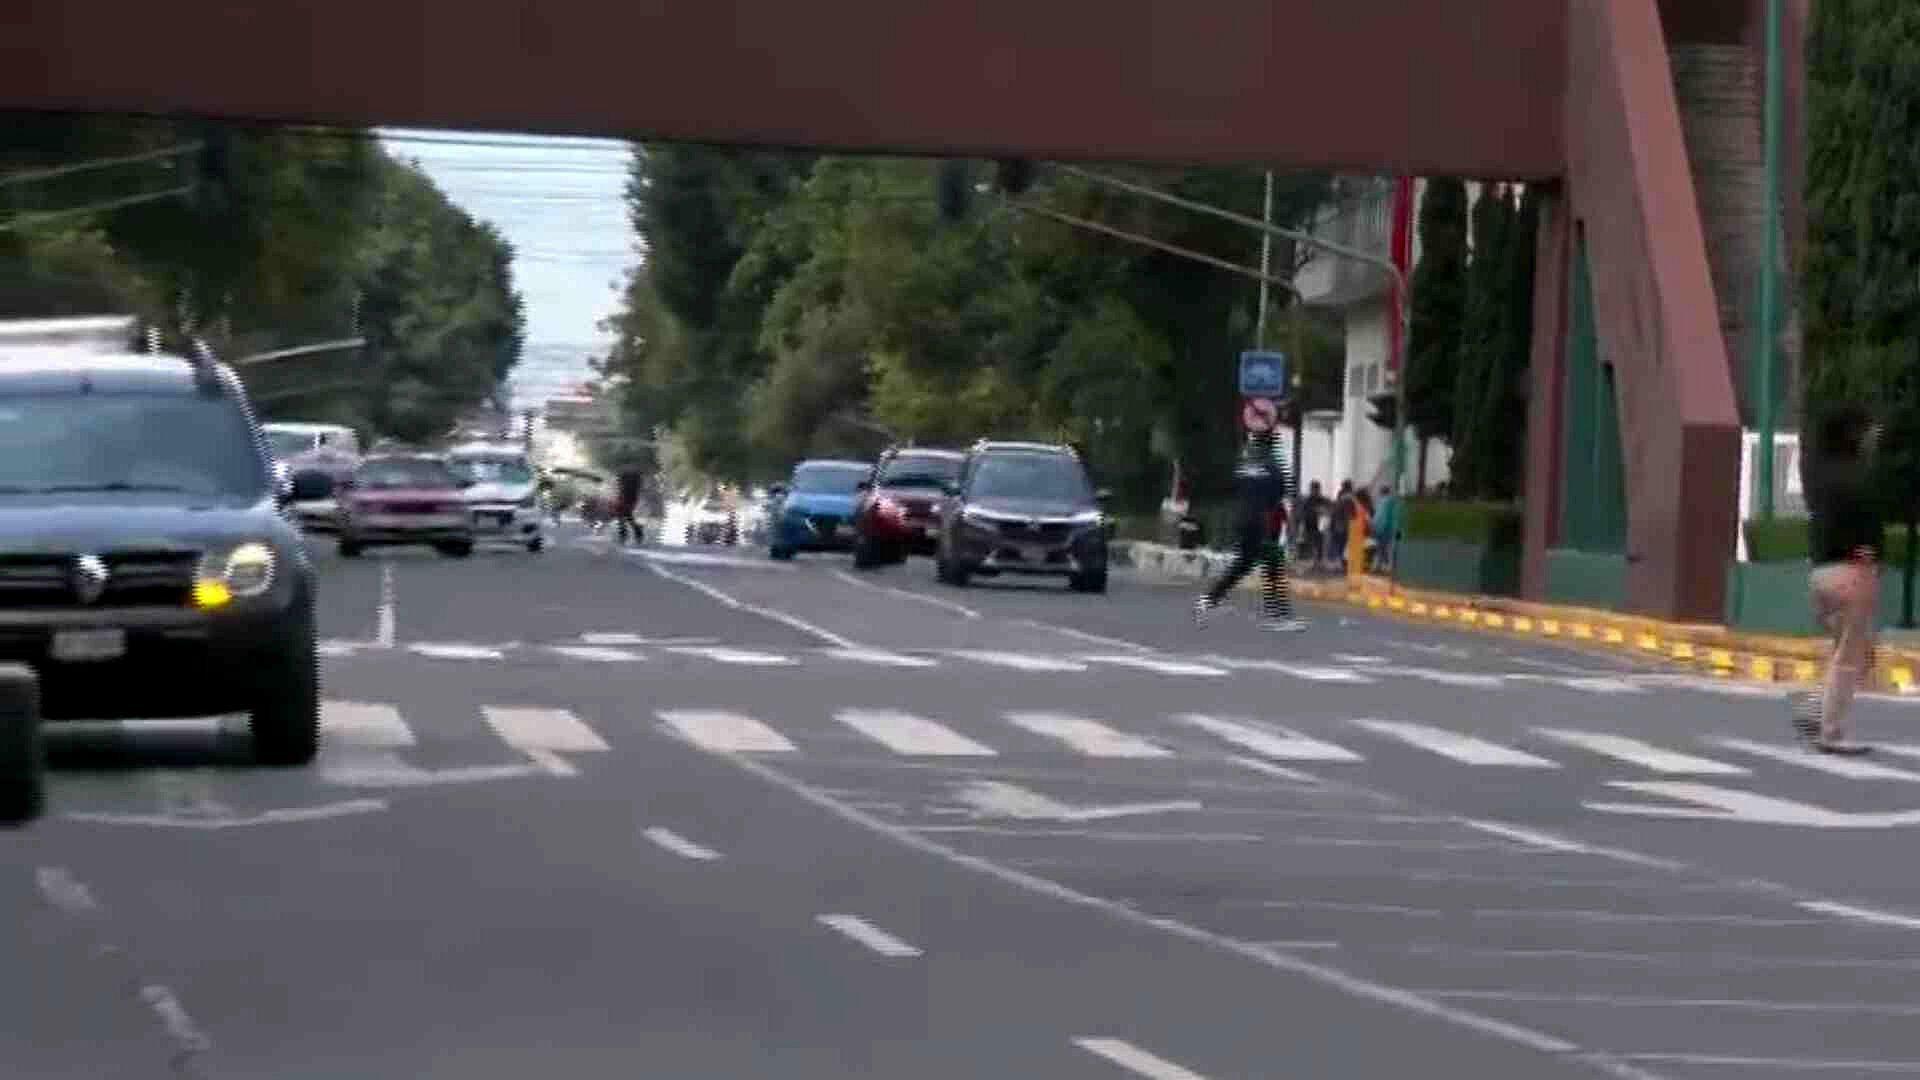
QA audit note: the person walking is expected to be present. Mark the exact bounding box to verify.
[613,466,645,546]
[1195,429,1306,631]
[1791,403,1885,754]
[1346,489,1374,581]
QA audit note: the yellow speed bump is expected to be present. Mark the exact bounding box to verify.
[1751,657,1775,681]
[1892,666,1915,693]
[1601,627,1625,645]
[1513,616,1535,633]
[1410,602,1429,616]
[1793,660,1818,683]
[1460,609,1480,625]
[1388,595,1407,610]
[1708,648,1734,670]
[1670,641,1695,661]
[1541,619,1561,636]
[1571,623,1593,640]
[1434,605,1453,619]
[1635,632,1660,651]
[1483,613,1506,629]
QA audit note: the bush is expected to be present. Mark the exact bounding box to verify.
[1402,499,1522,549]
[1745,516,1915,564]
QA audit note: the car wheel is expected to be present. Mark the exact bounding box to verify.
[0,664,44,825]
[851,534,881,570]
[249,605,320,767]
[1070,569,1109,594]
[946,557,973,587]
[338,538,363,558]
[769,545,794,561]
[527,536,546,553]
[436,540,475,558]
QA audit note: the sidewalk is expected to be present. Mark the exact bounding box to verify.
[1113,540,1920,695]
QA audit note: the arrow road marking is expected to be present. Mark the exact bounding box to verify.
[952,780,1201,822]
[1588,781,1920,828]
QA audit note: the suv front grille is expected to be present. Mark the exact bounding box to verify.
[996,520,1072,544]
[0,550,199,609]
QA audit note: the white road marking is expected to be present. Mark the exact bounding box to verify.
[1612,1053,1920,1073]
[1073,1038,1211,1080]
[816,914,922,958]
[318,638,364,658]
[581,633,715,647]
[65,800,389,829]
[1176,714,1363,762]
[643,549,789,570]
[661,709,797,754]
[1715,738,1920,781]
[823,648,940,669]
[830,569,981,618]
[482,706,610,757]
[644,560,859,647]
[1333,653,1390,665]
[376,561,396,647]
[1553,676,1644,694]
[408,642,506,661]
[35,866,102,915]
[667,646,796,666]
[1080,654,1227,677]
[1397,667,1507,689]
[1016,619,1153,652]
[951,650,1089,673]
[1207,657,1375,682]
[1005,711,1170,758]
[1535,729,1748,775]
[547,645,642,662]
[1459,820,1593,854]
[1227,756,1327,785]
[717,753,1591,1060]
[322,700,416,748]
[1470,907,1820,927]
[1800,900,1920,931]
[951,780,1200,822]
[836,709,996,756]
[1425,988,1920,1016]
[1353,719,1559,768]
[643,826,721,861]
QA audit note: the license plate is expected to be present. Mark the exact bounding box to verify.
[51,628,126,662]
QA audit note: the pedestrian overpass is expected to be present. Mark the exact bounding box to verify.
[2,0,1797,622]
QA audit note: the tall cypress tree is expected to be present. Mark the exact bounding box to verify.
[1450,184,1513,498]
[1469,185,1537,501]
[1401,178,1470,491]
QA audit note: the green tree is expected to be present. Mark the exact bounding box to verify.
[1402,177,1469,489]
[1804,0,1920,623]
[1449,184,1516,498]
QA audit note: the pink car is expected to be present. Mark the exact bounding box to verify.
[336,453,476,558]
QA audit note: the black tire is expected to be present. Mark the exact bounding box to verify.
[947,559,973,587]
[1070,569,1109,594]
[338,538,363,558]
[769,545,795,561]
[249,607,320,767]
[436,540,474,558]
[0,664,44,825]
[527,536,546,553]
[851,534,881,570]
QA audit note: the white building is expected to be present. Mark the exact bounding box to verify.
[1292,178,1492,497]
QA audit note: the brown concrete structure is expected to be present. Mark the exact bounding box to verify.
[0,0,1803,621]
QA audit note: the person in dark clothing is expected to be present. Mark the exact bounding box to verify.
[1791,403,1884,753]
[1297,481,1329,567]
[1195,430,1305,631]
[1329,480,1356,572]
[613,468,645,546]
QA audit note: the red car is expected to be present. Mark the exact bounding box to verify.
[336,453,476,558]
[850,447,964,568]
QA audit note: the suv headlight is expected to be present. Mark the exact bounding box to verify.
[193,541,277,608]
[1065,510,1104,525]
[960,506,995,525]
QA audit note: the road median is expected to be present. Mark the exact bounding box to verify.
[1115,540,1918,694]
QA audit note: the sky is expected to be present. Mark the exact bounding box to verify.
[377,129,634,347]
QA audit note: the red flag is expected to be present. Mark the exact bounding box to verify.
[1385,176,1417,378]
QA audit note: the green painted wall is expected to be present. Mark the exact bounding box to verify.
[1556,233,1629,556]
[1544,548,1628,608]
[1727,562,1918,636]
[1398,538,1521,597]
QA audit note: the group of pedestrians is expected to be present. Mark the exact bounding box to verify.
[1288,479,1399,576]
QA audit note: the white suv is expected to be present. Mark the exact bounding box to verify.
[445,443,546,552]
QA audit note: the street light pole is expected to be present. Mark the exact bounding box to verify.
[1055,165,1413,496]
[1255,170,1275,347]
[1755,0,1784,521]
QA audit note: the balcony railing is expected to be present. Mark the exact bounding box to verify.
[1295,179,1395,308]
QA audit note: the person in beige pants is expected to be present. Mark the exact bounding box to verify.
[1793,407,1884,754]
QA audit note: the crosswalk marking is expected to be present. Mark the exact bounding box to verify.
[1176,714,1363,762]
[480,706,610,754]
[1554,677,1643,694]
[835,709,997,756]
[547,645,642,662]
[823,648,940,669]
[666,646,796,666]
[952,650,1090,673]
[1005,711,1170,758]
[1073,1038,1210,1080]
[1534,729,1747,775]
[661,709,797,753]
[1207,657,1375,683]
[1353,719,1559,768]
[409,642,506,661]
[1081,654,1228,677]
[1397,667,1507,689]
[321,700,416,748]
[1715,738,1920,781]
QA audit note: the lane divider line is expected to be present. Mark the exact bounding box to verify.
[815,914,922,958]
[643,559,859,648]
[643,826,722,861]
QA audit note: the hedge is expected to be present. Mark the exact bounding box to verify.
[1401,499,1523,548]
[1745,516,1915,564]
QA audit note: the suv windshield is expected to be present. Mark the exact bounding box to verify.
[878,453,961,489]
[967,452,1091,502]
[448,456,534,486]
[791,463,868,494]
[265,429,316,459]
[358,458,456,490]
[0,390,268,497]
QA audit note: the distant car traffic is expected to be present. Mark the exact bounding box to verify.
[336,453,475,558]
[446,442,546,552]
[935,440,1110,593]
[850,446,963,568]
[767,459,871,560]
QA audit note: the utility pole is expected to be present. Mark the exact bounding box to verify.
[1255,171,1275,346]
[1755,0,1784,520]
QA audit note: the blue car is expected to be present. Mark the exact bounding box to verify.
[768,459,872,560]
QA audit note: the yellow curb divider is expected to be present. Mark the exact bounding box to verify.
[1273,574,1920,695]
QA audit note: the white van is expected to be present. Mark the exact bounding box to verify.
[445,442,546,552]
[262,422,361,461]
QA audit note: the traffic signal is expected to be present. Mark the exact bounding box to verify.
[935,160,972,223]
[994,158,1036,197]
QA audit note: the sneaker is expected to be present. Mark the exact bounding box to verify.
[1817,740,1874,756]
[1260,617,1308,633]
[1787,690,1821,745]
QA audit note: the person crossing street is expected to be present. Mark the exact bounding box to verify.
[1790,404,1885,754]
[1195,429,1305,631]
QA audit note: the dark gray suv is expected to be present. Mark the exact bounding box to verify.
[934,441,1110,593]
[0,348,321,822]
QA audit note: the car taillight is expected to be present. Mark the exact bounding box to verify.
[876,497,906,519]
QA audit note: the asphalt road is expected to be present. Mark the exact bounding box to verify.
[10,524,1920,1078]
